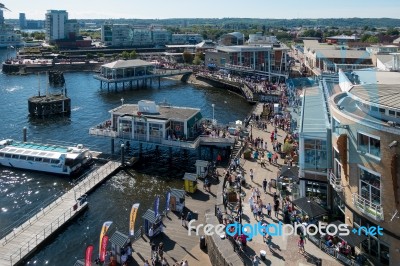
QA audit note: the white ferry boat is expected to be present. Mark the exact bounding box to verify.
[0,139,92,175]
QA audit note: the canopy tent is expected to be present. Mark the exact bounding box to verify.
[292,197,328,219]
[330,220,368,246]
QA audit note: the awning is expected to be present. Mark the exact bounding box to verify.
[330,220,368,246]
[292,197,328,219]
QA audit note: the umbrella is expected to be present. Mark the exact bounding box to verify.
[292,197,328,219]
[280,166,299,180]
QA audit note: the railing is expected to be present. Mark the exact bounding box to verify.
[352,193,384,221]
[161,137,201,149]
[328,171,343,192]
[8,202,86,266]
[2,162,120,265]
[89,127,118,138]
[310,236,364,266]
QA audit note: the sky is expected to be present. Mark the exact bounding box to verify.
[2,0,400,20]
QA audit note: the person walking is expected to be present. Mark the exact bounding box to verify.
[274,203,279,218]
[266,203,272,217]
[262,178,267,193]
[298,237,305,254]
[250,169,254,182]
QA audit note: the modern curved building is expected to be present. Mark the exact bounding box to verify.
[329,68,400,265]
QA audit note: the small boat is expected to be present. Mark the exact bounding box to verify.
[0,139,92,175]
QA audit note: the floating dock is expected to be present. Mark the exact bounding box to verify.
[0,161,121,266]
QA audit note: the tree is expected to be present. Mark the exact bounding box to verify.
[86,53,94,59]
[365,36,379,43]
[31,31,45,40]
[182,51,193,64]
[129,50,137,59]
[121,51,130,60]
[193,55,202,65]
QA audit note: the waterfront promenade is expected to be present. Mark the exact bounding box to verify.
[219,103,341,265]
[0,161,121,266]
[130,179,215,266]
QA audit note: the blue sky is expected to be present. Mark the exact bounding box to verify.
[2,0,400,20]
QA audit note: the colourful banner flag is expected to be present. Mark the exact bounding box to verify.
[154,196,160,218]
[99,235,109,263]
[85,245,94,266]
[165,191,171,211]
[129,203,140,236]
[99,221,112,257]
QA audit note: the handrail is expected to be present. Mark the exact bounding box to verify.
[3,162,120,265]
[0,191,64,240]
[352,193,383,221]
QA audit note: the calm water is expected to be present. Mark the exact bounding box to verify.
[0,49,252,265]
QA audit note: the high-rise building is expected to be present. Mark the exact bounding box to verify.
[19,13,26,29]
[45,10,68,42]
[0,10,4,25]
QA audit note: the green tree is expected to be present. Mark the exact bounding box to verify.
[193,55,202,65]
[86,53,94,59]
[121,51,130,60]
[365,36,379,43]
[182,51,193,64]
[129,50,138,59]
[31,31,45,40]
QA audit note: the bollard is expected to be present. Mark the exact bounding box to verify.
[23,127,27,142]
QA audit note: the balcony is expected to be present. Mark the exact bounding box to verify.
[328,171,343,192]
[352,193,384,221]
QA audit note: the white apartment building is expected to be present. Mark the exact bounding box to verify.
[101,24,202,47]
[45,10,68,42]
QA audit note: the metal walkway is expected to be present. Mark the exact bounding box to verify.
[0,161,121,266]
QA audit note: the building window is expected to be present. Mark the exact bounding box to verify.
[304,139,327,171]
[371,106,378,112]
[389,110,395,116]
[357,132,380,158]
[359,166,381,206]
[379,108,385,114]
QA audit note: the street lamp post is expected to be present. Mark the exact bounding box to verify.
[211,103,215,124]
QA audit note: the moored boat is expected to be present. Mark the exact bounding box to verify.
[0,139,92,175]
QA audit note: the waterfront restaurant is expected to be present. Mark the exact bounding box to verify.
[90,100,203,147]
[98,59,155,80]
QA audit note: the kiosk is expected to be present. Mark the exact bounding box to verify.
[142,209,163,238]
[109,231,130,264]
[183,172,197,193]
[195,160,210,178]
[169,188,185,213]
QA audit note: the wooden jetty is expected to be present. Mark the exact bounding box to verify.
[0,161,121,266]
[130,180,216,265]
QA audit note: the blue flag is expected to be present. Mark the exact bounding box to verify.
[154,196,160,218]
[166,191,171,211]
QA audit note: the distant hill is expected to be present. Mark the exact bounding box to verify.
[6,17,400,28]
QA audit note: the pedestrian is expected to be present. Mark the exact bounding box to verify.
[266,203,272,217]
[252,255,259,266]
[274,204,279,218]
[253,204,259,220]
[262,178,267,193]
[268,180,272,193]
[144,259,150,266]
[249,169,254,182]
[181,212,185,226]
[298,237,305,254]
[186,211,192,226]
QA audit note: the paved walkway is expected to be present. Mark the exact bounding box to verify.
[224,103,341,266]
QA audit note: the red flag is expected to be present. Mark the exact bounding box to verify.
[99,235,109,262]
[85,245,94,266]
